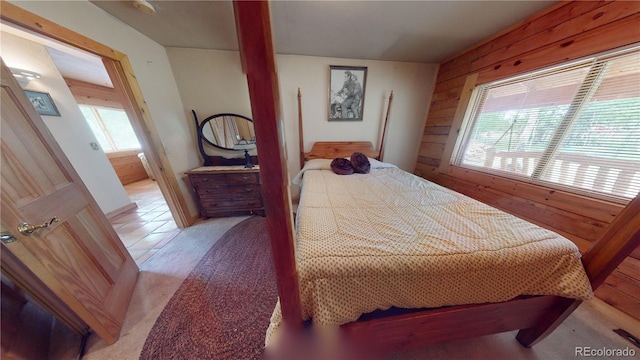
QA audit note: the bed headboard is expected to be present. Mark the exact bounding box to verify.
[297,88,393,168]
[305,141,379,161]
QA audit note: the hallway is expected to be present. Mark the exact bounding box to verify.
[109,179,181,265]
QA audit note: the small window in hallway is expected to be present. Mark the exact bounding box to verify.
[79,105,141,152]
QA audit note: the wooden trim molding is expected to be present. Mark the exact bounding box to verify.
[1,1,192,228]
[437,72,478,173]
[105,202,137,219]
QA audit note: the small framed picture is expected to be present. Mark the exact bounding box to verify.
[329,65,367,121]
[24,90,60,116]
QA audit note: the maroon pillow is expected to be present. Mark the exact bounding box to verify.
[350,152,370,174]
[330,158,354,175]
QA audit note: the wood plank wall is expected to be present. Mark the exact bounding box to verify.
[414,1,640,320]
[64,77,122,108]
[106,150,148,185]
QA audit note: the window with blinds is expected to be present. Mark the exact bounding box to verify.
[455,48,640,202]
[79,105,141,152]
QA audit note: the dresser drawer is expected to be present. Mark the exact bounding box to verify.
[199,194,263,209]
[186,167,264,218]
[196,184,261,197]
[189,172,259,187]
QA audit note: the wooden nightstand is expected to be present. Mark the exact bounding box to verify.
[185,166,264,218]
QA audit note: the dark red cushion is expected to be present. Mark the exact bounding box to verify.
[330,158,354,175]
[350,152,370,174]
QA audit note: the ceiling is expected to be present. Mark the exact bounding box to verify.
[91,0,559,64]
[7,1,560,87]
[1,21,113,86]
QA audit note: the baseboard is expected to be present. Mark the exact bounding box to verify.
[105,202,137,220]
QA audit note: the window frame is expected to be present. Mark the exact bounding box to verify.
[445,47,640,204]
[79,104,142,153]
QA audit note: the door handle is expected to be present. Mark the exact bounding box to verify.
[17,217,59,236]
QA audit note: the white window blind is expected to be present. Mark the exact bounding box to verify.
[79,105,141,152]
[456,49,640,202]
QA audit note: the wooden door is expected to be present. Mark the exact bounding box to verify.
[0,59,138,344]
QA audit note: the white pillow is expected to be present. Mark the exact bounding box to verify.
[369,157,398,169]
[291,159,332,185]
[301,158,333,171]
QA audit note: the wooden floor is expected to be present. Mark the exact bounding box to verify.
[109,179,181,265]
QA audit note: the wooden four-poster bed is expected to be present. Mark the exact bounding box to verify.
[233,2,640,354]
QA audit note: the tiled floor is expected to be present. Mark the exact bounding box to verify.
[109,179,181,265]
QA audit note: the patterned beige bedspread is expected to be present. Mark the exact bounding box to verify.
[267,167,593,341]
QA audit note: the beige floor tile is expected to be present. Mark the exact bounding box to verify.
[111,179,182,266]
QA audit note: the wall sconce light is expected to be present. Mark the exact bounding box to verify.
[10,67,41,86]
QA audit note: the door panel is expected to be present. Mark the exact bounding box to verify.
[0,90,68,195]
[0,58,138,344]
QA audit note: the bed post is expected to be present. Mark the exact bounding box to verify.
[233,0,303,327]
[378,91,393,161]
[298,88,305,170]
[516,194,640,347]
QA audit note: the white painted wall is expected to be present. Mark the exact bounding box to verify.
[10,0,201,217]
[277,55,437,174]
[11,0,437,213]
[166,48,254,161]
[167,48,438,195]
[1,31,132,214]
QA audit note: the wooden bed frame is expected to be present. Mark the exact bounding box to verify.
[294,91,640,351]
[234,2,640,353]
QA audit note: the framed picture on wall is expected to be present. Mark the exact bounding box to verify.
[24,90,60,116]
[329,65,367,121]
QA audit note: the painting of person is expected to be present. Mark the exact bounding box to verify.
[329,66,367,121]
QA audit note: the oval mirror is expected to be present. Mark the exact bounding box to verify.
[199,113,255,150]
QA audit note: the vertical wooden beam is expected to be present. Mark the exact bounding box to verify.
[233,1,303,325]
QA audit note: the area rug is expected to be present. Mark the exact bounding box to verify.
[139,216,278,360]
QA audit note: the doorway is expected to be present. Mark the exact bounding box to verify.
[2,16,188,265]
[0,2,195,347]
[58,60,181,264]
[0,2,192,231]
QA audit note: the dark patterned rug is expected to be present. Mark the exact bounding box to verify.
[139,216,278,360]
